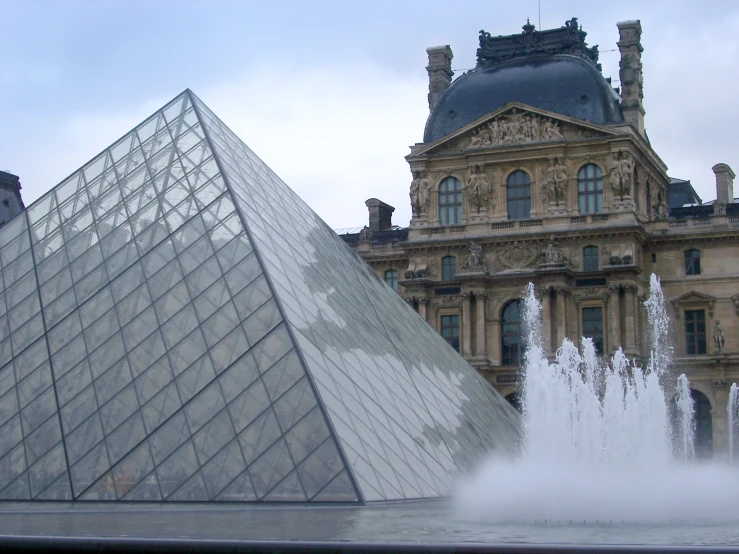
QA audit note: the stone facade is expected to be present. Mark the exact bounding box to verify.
[341,19,739,459]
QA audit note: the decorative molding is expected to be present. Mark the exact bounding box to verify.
[670,290,716,319]
[476,18,601,70]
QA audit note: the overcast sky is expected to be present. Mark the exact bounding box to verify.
[2,0,739,230]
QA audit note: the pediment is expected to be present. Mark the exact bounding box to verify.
[670,290,717,318]
[671,291,716,304]
[412,103,620,157]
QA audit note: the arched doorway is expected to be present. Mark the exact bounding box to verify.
[691,389,713,459]
[505,392,522,413]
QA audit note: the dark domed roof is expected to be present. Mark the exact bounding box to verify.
[424,54,624,143]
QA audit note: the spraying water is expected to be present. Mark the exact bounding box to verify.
[730,383,739,463]
[456,274,739,524]
[675,374,696,462]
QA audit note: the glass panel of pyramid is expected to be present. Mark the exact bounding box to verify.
[0,90,520,503]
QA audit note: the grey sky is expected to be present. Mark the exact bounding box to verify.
[2,0,738,229]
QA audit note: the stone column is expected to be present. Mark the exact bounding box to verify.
[609,285,621,353]
[418,298,428,322]
[623,285,637,355]
[555,286,568,345]
[489,318,502,365]
[462,293,472,357]
[540,287,552,355]
[475,293,487,358]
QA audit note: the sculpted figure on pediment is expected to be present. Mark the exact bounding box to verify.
[464,110,572,150]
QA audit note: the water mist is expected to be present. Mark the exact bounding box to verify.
[455,274,739,525]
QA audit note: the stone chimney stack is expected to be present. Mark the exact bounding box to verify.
[0,171,24,227]
[617,20,645,137]
[365,198,394,232]
[712,163,735,204]
[426,45,453,112]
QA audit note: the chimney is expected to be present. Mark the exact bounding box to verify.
[617,20,645,137]
[365,198,394,232]
[426,45,453,112]
[712,163,735,204]
[0,171,24,228]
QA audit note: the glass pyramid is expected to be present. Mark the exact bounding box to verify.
[0,90,520,502]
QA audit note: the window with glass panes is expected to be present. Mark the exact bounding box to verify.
[582,307,604,354]
[502,300,523,366]
[578,164,603,214]
[442,256,456,280]
[506,171,531,219]
[583,246,599,272]
[685,309,706,354]
[685,249,701,276]
[439,177,462,225]
[441,315,460,352]
[384,269,398,291]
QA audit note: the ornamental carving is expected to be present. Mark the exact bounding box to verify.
[476,18,601,71]
[539,235,567,268]
[493,241,539,271]
[467,110,564,149]
[410,170,431,217]
[461,241,487,274]
[541,157,568,206]
[608,151,634,199]
[467,164,492,213]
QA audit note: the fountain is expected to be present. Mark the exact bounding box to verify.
[730,383,739,463]
[456,274,739,525]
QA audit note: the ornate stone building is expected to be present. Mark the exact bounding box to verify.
[341,19,739,458]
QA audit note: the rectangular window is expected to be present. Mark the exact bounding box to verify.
[441,315,460,352]
[442,256,456,281]
[685,250,701,276]
[583,246,599,272]
[685,309,706,355]
[582,307,604,354]
[384,270,398,292]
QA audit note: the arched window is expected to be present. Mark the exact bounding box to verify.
[506,171,531,220]
[685,249,701,275]
[505,392,522,413]
[691,390,713,459]
[442,256,456,280]
[578,164,603,214]
[384,269,398,291]
[439,177,462,225]
[502,300,523,366]
[583,246,599,272]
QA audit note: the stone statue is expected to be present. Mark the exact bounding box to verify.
[619,152,634,197]
[714,320,726,352]
[542,157,568,206]
[652,203,668,220]
[418,172,431,215]
[359,226,372,242]
[542,235,566,266]
[467,164,491,213]
[463,241,485,268]
[609,151,634,199]
[409,171,421,217]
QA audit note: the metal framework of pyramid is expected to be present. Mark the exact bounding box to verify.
[0,90,519,503]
